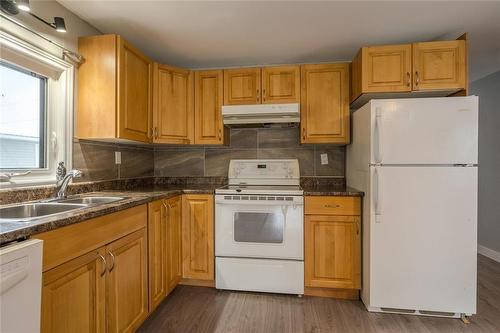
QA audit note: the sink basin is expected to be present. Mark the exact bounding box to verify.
[0,203,87,222]
[58,196,125,205]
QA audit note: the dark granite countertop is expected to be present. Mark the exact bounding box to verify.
[0,182,362,245]
[0,186,217,245]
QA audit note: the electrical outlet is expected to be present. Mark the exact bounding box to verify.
[320,153,328,165]
[115,151,121,165]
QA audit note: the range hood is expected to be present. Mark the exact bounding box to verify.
[222,103,300,126]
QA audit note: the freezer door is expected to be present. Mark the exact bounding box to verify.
[371,97,478,165]
[369,166,477,314]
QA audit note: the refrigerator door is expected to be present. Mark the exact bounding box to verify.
[371,96,478,165]
[369,166,477,314]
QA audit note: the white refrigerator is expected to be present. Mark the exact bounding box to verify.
[346,96,478,318]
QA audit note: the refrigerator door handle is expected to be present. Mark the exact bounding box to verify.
[374,107,383,164]
[374,166,382,222]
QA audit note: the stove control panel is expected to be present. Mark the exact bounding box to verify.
[228,159,300,186]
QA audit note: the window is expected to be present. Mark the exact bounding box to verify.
[0,61,47,169]
[0,31,74,187]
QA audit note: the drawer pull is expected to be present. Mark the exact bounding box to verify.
[324,204,341,208]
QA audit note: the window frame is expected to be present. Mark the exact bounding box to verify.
[0,31,74,188]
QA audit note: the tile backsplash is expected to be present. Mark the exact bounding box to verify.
[73,127,345,182]
[154,128,345,178]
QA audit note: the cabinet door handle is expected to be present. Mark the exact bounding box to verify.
[218,128,222,141]
[406,72,410,87]
[356,221,360,235]
[415,71,419,87]
[107,251,115,272]
[98,253,106,277]
[302,127,306,140]
[256,89,260,102]
[154,127,158,139]
[162,201,169,218]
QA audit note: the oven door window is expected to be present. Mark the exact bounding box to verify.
[233,212,284,243]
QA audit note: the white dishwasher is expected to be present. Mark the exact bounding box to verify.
[1,239,43,333]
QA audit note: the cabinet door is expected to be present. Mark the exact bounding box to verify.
[153,64,194,144]
[106,229,148,333]
[262,65,300,104]
[301,63,350,144]
[223,68,261,105]
[41,249,106,333]
[194,70,225,144]
[148,200,166,311]
[118,37,152,143]
[305,215,360,289]
[361,44,412,93]
[412,40,466,91]
[166,196,183,293]
[182,195,214,280]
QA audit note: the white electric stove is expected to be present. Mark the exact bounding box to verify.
[215,159,304,295]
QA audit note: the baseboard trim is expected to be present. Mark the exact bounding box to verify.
[478,244,500,263]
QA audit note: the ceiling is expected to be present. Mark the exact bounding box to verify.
[57,1,500,82]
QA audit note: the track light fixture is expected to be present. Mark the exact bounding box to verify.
[0,0,67,32]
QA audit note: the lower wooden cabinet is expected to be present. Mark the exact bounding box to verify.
[148,200,167,311]
[37,206,148,333]
[41,249,106,333]
[166,196,183,292]
[106,229,148,333]
[304,196,361,298]
[182,194,214,281]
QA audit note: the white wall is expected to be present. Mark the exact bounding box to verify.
[1,0,100,55]
[470,71,500,256]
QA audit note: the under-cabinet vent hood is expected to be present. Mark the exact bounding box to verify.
[222,103,300,127]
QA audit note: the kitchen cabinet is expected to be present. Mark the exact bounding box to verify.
[261,65,300,104]
[106,229,148,333]
[36,205,149,333]
[351,38,467,106]
[182,195,214,281]
[166,196,183,292]
[153,63,194,144]
[41,249,106,333]
[300,63,350,144]
[412,40,466,91]
[304,196,361,299]
[194,70,228,145]
[148,200,167,311]
[77,34,152,143]
[223,68,261,105]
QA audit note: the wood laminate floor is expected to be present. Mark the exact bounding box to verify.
[138,255,500,333]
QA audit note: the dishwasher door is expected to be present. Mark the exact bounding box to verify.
[1,239,43,333]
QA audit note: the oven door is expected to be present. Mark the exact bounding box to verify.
[215,195,303,260]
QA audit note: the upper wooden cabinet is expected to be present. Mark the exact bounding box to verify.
[412,40,466,91]
[300,63,350,144]
[194,70,228,145]
[182,194,214,281]
[77,34,152,143]
[351,38,467,106]
[262,65,300,104]
[153,63,194,144]
[224,68,261,105]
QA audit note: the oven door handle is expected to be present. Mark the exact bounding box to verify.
[215,199,303,206]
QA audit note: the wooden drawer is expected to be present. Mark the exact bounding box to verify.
[305,196,360,216]
[35,204,147,272]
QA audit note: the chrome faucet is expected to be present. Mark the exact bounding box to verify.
[55,169,82,199]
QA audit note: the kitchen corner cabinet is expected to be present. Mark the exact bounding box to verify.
[194,70,228,145]
[77,34,152,143]
[36,205,148,333]
[182,194,214,281]
[262,65,300,104]
[153,63,194,144]
[351,39,467,105]
[300,63,350,144]
[304,196,361,298]
[223,68,261,105]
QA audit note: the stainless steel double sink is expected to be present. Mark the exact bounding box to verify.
[0,196,126,222]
